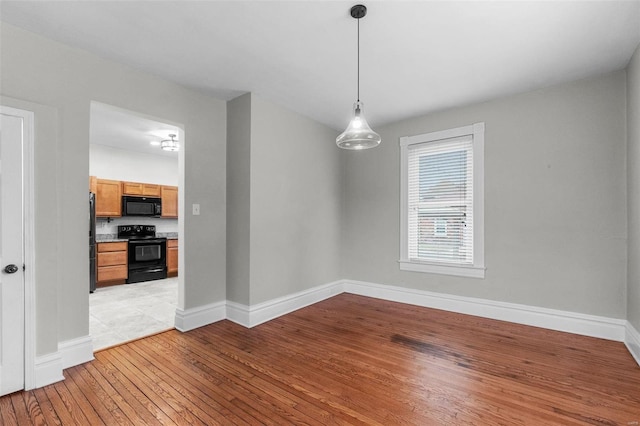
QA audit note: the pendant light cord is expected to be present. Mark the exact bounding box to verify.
[357,17,360,103]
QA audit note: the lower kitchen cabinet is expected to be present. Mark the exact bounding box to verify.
[167,239,178,276]
[97,241,127,285]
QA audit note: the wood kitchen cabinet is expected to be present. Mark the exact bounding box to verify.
[91,176,177,218]
[97,241,128,286]
[95,178,122,217]
[161,186,178,218]
[122,181,161,197]
[167,239,178,276]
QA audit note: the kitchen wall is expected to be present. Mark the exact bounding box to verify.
[91,143,179,235]
[1,23,226,357]
[96,217,178,236]
[227,93,342,306]
[628,43,640,332]
[342,70,628,319]
[90,143,178,186]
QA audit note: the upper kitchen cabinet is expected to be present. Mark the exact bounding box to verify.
[122,181,161,197]
[95,178,122,217]
[161,186,178,218]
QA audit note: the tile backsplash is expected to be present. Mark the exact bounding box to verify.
[96,216,178,236]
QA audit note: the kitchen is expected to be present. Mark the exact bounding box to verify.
[89,101,181,350]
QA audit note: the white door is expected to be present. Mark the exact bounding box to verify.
[0,106,26,396]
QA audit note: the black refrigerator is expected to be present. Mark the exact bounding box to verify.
[89,192,96,293]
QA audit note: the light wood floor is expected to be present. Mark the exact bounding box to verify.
[2,293,639,425]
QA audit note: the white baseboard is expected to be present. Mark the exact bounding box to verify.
[174,300,226,332]
[182,279,627,345]
[226,301,251,327]
[343,279,627,342]
[625,321,640,366]
[33,335,94,389]
[227,280,344,328]
[33,351,64,389]
[59,335,94,369]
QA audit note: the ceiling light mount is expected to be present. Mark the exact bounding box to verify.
[336,4,381,150]
[350,4,367,19]
[161,133,179,152]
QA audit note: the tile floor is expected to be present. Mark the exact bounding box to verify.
[90,277,178,351]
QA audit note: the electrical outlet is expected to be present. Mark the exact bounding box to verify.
[192,204,200,215]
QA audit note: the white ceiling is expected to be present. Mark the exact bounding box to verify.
[90,102,180,157]
[2,1,639,134]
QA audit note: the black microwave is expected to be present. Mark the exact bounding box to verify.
[122,196,162,217]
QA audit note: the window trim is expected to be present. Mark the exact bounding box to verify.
[399,122,485,279]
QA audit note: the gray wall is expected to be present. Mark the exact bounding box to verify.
[342,71,628,319]
[226,94,252,305]
[628,44,640,331]
[250,95,342,304]
[0,96,61,356]
[1,24,227,355]
[226,93,343,306]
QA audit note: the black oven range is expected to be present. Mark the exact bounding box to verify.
[117,225,167,284]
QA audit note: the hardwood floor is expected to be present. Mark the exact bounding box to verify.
[2,293,639,425]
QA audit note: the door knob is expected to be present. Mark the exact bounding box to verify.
[3,264,19,274]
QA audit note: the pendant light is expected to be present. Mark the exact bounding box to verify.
[161,134,179,152]
[336,4,381,150]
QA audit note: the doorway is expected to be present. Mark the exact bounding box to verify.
[89,101,183,351]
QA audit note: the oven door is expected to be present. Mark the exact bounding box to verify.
[128,239,166,265]
[127,239,167,283]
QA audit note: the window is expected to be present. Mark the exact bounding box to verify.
[399,123,485,278]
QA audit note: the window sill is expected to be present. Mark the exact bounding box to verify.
[398,260,485,279]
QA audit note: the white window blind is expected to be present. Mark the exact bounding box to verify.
[407,135,474,265]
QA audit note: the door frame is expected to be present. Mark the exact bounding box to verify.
[0,105,36,390]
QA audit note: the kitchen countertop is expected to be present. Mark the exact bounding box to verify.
[96,232,178,242]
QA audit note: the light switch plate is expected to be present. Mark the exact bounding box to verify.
[192,203,200,215]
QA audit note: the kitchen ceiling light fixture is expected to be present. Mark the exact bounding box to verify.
[336,4,381,150]
[161,134,179,152]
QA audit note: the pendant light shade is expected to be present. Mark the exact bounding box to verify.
[336,101,381,150]
[336,4,381,150]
